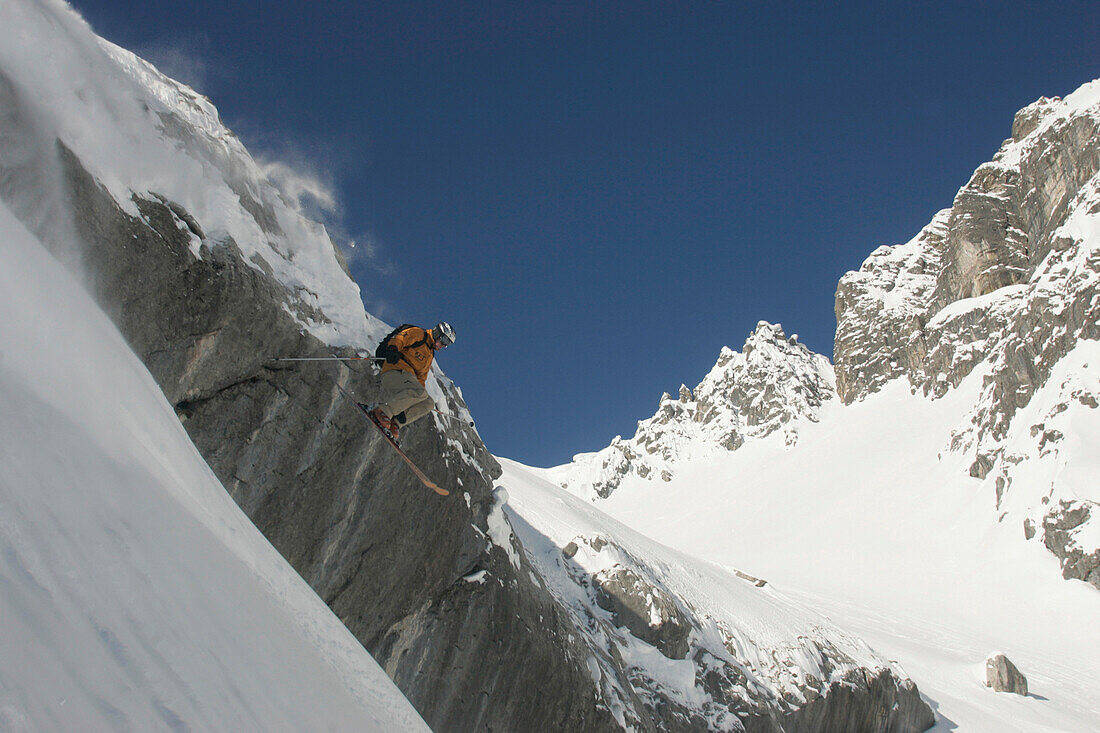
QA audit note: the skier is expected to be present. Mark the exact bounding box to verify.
[368,322,456,442]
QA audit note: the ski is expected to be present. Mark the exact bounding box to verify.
[332,381,449,496]
[355,401,449,495]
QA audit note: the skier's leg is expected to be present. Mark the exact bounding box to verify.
[393,394,435,426]
[378,370,434,422]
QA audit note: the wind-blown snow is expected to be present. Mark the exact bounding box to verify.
[0,202,428,731]
[0,0,382,347]
[0,0,473,427]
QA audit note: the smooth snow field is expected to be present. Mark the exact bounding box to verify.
[0,203,428,730]
[504,376,1100,732]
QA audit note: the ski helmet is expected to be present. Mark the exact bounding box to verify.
[433,321,456,347]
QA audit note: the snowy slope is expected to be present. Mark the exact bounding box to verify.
[497,459,932,730]
[0,202,428,730]
[540,367,1100,732]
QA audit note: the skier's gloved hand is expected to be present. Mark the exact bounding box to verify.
[384,345,401,364]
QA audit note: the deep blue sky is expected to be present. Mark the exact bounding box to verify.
[74,1,1098,467]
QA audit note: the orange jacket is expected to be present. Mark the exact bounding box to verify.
[380,326,437,385]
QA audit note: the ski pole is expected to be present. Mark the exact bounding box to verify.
[271,356,383,362]
[279,357,473,427]
[433,408,474,427]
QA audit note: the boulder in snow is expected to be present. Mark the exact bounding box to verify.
[985,653,1028,695]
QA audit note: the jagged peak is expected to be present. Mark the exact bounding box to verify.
[551,320,836,499]
[742,321,795,355]
[704,321,832,391]
[749,319,786,341]
[740,321,818,360]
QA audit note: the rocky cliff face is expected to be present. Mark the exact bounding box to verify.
[59,162,615,733]
[834,81,1100,588]
[0,6,616,730]
[551,322,836,499]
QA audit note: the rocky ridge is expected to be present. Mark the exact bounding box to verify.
[833,80,1100,588]
[550,321,836,499]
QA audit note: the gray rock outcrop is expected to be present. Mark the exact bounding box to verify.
[985,654,1028,695]
[522,533,935,732]
[833,81,1100,588]
[594,566,693,660]
[836,87,1100,425]
[1043,500,1100,589]
[56,144,615,733]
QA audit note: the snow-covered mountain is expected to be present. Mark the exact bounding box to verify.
[834,81,1100,589]
[555,79,1100,592]
[6,0,1096,730]
[540,79,1100,730]
[549,321,836,499]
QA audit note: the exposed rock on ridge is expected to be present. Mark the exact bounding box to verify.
[513,527,934,732]
[552,322,836,499]
[834,80,1100,588]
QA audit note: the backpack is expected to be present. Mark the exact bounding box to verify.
[375,324,418,362]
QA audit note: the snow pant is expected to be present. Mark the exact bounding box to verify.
[377,369,435,426]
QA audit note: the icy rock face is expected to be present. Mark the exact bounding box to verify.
[537,534,934,732]
[555,322,835,499]
[0,7,615,731]
[836,81,1100,414]
[834,80,1100,588]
